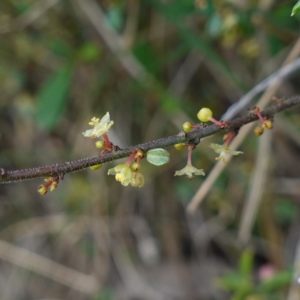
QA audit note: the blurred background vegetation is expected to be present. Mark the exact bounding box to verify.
[0,0,300,299]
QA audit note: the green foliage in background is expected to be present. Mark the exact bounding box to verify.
[217,249,293,300]
[291,1,300,15]
[36,63,74,130]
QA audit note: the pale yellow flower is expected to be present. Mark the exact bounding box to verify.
[130,171,145,187]
[108,164,133,186]
[174,164,205,179]
[82,112,114,138]
[210,143,243,163]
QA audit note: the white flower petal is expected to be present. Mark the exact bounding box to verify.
[175,164,205,179]
[83,113,114,138]
[210,143,243,163]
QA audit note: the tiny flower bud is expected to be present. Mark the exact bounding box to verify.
[135,149,144,159]
[131,162,141,171]
[197,108,213,122]
[262,120,273,130]
[95,141,105,149]
[254,126,264,136]
[90,164,102,170]
[37,184,48,195]
[174,143,184,150]
[182,122,192,132]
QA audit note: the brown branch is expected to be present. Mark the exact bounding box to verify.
[1,96,300,184]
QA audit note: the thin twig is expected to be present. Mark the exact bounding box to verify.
[122,0,140,49]
[0,239,98,294]
[222,57,300,120]
[187,37,300,212]
[0,96,300,184]
[0,0,61,34]
[76,0,150,83]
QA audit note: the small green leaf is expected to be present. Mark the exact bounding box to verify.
[36,63,74,130]
[291,1,300,16]
[146,148,170,166]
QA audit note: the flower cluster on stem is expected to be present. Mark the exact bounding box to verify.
[107,150,145,187]
[30,98,299,194]
[82,113,114,153]
[37,176,60,195]
[251,107,273,136]
[175,145,205,179]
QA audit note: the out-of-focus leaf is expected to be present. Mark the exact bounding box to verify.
[92,288,115,300]
[106,4,124,31]
[207,13,222,37]
[274,198,296,225]
[47,38,73,58]
[216,272,252,292]
[268,3,299,30]
[267,35,286,56]
[257,270,292,292]
[15,3,30,13]
[291,1,300,16]
[146,0,247,90]
[239,249,254,276]
[36,63,74,130]
[78,43,102,62]
[133,41,160,75]
[160,0,195,20]
[160,92,180,113]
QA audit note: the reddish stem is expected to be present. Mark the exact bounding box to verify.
[44,177,58,189]
[187,146,193,165]
[209,117,227,128]
[256,112,265,123]
[102,133,113,150]
[191,124,203,129]
[223,131,237,147]
[253,107,265,123]
[126,150,138,165]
